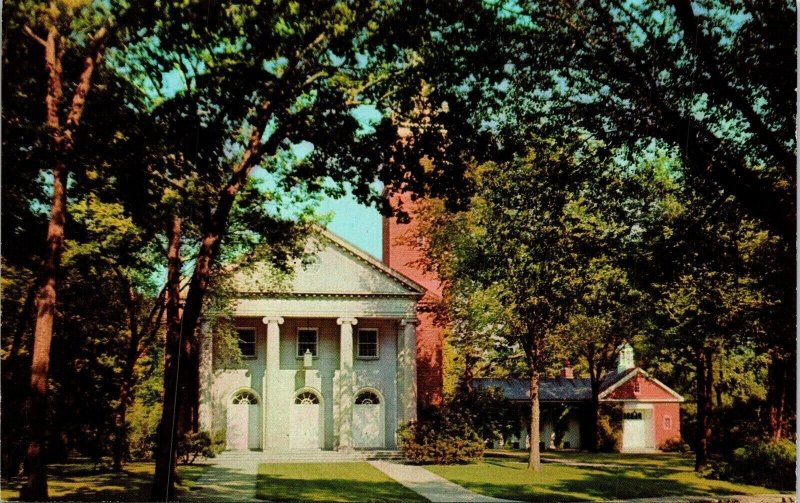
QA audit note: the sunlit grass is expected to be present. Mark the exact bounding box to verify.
[488,448,695,470]
[0,461,208,501]
[427,458,781,502]
[256,462,427,502]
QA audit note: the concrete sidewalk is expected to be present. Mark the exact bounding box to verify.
[180,452,260,502]
[368,460,518,503]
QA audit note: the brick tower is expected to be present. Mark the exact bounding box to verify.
[382,195,444,409]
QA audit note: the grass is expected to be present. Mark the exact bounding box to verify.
[0,461,209,502]
[488,448,696,470]
[427,458,782,502]
[257,462,427,502]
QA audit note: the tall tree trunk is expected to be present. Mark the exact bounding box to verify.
[112,274,145,472]
[527,370,541,470]
[766,353,788,440]
[694,347,713,472]
[151,216,183,501]
[590,382,601,452]
[20,24,107,501]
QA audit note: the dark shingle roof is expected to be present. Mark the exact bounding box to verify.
[474,368,638,403]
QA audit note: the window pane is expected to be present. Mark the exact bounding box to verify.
[237,329,256,357]
[358,330,378,358]
[298,329,317,357]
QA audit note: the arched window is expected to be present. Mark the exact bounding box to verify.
[232,390,259,405]
[355,391,381,405]
[294,391,320,404]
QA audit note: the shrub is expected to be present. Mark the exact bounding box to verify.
[398,409,484,464]
[177,431,216,465]
[659,437,690,453]
[597,404,622,452]
[728,439,796,490]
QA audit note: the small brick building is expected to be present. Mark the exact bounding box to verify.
[475,344,684,452]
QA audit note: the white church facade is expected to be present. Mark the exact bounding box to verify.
[198,228,425,451]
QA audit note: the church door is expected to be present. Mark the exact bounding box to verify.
[353,390,384,448]
[227,390,261,450]
[290,391,321,449]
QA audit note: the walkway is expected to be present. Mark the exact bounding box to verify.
[368,460,517,503]
[180,452,260,502]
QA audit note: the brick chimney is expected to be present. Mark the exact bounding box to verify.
[560,360,574,379]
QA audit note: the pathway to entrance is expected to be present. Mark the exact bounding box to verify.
[180,451,260,502]
[368,460,518,503]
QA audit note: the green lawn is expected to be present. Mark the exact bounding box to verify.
[257,462,427,502]
[0,461,208,502]
[488,448,696,470]
[427,458,780,502]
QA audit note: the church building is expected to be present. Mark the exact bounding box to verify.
[198,216,444,451]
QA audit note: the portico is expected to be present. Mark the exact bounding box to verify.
[199,228,424,452]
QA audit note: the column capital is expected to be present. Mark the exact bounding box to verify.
[336,317,358,326]
[261,316,284,325]
[401,318,420,327]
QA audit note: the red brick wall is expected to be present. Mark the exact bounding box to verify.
[653,402,681,447]
[608,374,679,401]
[383,194,443,407]
[608,373,682,447]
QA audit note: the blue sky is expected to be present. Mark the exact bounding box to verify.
[318,194,382,258]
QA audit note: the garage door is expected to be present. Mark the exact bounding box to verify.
[622,410,652,450]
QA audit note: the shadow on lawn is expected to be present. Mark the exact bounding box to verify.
[256,475,420,502]
[452,462,754,502]
[1,462,208,502]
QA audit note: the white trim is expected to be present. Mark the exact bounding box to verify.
[598,368,685,402]
[357,328,380,359]
[296,327,319,358]
[228,386,263,405]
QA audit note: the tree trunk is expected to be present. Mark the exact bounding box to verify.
[20,24,107,501]
[694,347,713,472]
[766,353,788,440]
[151,216,183,501]
[590,382,601,452]
[527,370,541,470]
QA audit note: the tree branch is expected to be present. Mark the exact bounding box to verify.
[23,25,47,47]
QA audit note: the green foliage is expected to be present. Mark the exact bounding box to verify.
[398,409,484,465]
[597,404,623,453]
[723,439,796,490]
[127,397,161,461]
[449,387,521,445]
[659,438,691,454]
[177,431,216,465]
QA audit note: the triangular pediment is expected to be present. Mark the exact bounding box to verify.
[233,228,425,297]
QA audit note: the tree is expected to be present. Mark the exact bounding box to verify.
[6,1,155,497]
[108,1,475,498]
[417,137,651,470]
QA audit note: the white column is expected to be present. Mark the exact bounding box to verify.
[337,317,357,450]
[262,316,284,450]
[398,318,418,423]
[197,319,213,431]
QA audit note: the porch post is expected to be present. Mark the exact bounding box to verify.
[337,317,357,451]
[262,316,284,450]
[398,318,419,424]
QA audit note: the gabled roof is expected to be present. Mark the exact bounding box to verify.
[474,377,592,402]
[473,367,683,403]
[597,367,685,402]
[317,227,426,296]
[232,226,426,298]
